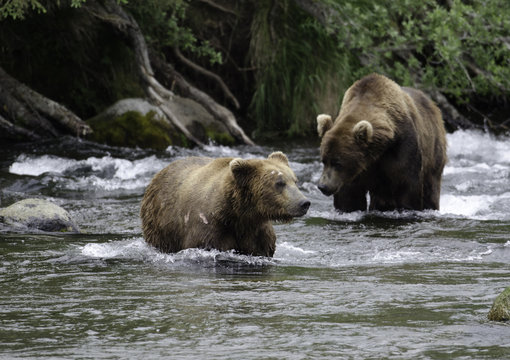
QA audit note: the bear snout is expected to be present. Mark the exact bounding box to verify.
[288,197,310,217]
[299,199,311,214]
[318,183,334,196]
[318,168,341,196]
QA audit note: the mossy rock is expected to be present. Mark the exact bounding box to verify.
[488,287,510,322]
[169,95,236,146]
[0,198,80,233]
[87,110,186,150]
[186,120,236,146]
[206,127,235,146]
[86,97,236,149]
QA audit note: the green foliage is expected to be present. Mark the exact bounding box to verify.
[4,0,510,140]
[127,0,222,65]
[0,0,46,19]
[0,0,128,20]
[250,0,510,137]
[249,0,354,138]
[323,0,510,102]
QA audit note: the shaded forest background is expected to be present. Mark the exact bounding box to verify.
[1,0,510,147]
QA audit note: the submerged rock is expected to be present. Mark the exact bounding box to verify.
[0,198,80,233]
[488,287,510,322]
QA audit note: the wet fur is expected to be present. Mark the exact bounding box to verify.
[140,153,307,257]
[318,73,447,211]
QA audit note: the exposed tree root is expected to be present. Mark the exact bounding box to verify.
[0,113,40,140]
[150,51,254,146]
[86,0,253,146]
[0,65,92,140]
[173,47,240,110]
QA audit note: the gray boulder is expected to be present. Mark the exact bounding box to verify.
[488,287,510,322]
[101,98,166,119]
[0,198,80,233]
[86,97,234,149]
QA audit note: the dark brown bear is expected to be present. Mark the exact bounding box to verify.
[140,152,310,257]
[317,73,447,212]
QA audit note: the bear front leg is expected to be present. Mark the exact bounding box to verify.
[422,173,441,210]
[235,223,276,257]
[253,223,276,257]
[333,184,368,212]
[370,180,423,211]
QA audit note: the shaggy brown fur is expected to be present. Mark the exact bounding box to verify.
[140,152,310,257]
[317,73,447,211]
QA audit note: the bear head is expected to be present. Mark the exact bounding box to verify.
[229,151,310,221]
[316,113,394,196]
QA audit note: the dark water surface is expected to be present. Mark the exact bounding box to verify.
[1,130,509,359]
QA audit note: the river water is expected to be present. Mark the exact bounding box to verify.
[1,130,509,359]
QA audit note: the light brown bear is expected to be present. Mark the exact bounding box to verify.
[140,152,310,257]
[317,73,447,212]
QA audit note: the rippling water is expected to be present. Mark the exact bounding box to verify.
[1,130,509,359]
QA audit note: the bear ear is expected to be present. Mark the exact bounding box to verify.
[353,120,374,145]
[268,151,289,166]
[317,114,333,138]
[230,158,255,184]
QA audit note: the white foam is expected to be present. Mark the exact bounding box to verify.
[9,154,168,191]
[276,241,316,255]
[202,144,243,157]
[9,155,76,176]
[81,238,149,258]
[72,176,148,191]
[307,209,367,222]
[454,181,475,192]
[80,238,275,267]
[439,194,492,217]
[372,250,423,262]
[447,130,510,164]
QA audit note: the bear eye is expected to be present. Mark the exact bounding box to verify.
[331,161,342,170]
[276,179,286,189]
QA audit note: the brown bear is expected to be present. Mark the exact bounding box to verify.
[317,73,447,212]
[140,152,310,257]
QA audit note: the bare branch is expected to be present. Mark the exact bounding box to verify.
[465,60,510,93]
[197,0,237,16]
[150,51,254,145]
[173,47,240,109]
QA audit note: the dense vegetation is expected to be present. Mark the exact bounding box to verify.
[1,0,510,145]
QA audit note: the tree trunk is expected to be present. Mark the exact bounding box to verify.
[0,114,40,140]
[0,65,92,140]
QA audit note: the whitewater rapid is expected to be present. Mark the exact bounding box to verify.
[6,129,509,267]
[10,129,508,220]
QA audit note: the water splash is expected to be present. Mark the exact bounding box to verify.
[80,237,276,269]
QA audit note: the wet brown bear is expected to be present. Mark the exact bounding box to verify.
[140,152,310,257]
[317,73,447,212]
